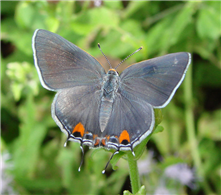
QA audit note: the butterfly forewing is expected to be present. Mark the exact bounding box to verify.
[32,29,106,91]
[119,52,191,108]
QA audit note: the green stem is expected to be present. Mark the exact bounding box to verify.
[184,61,211,193]
[184,63,201,174]
[143,4,184,27]
[127,152,141,194]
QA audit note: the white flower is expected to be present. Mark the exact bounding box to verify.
[164,163,196,188]
[154,186,171,195]
[137,151,154,175]
[0,152,17,195]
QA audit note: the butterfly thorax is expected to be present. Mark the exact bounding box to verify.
[99,69,119,132]
[101,69,119,101]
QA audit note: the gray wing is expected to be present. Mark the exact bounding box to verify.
[32,29,105,91]
[52,85,101,139]
[120,52,191,108]
[103,93,155,150]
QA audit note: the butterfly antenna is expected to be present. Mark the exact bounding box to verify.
[78,144,85,172]
[98,43,112,69]
[102,150,119,174]
[115,46,143,70]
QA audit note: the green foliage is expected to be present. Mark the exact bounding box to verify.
[1,1,220,195]
[123,185,146,195]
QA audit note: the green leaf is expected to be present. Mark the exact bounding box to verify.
[123,185,146,195]
[154,125,164,134]
[17,32,33,56]
[198,110,221,141]
[104,1,123,9]
[45,16,59,32]
[145,17,172,55]
[56,144,81,189]
[123,190,133,195]
[195,61,221,87]
[13,95,47,177]
[110,151,126,171]
[122,1,149,19]
[154,109,163,127]
[6,62,39,101]
[197,6,221,40]
[136,185,146,195]
[198,138,221,175]
[170,4,193,45]
[15,2,36,29]
[18,178,62,191]
[56,1,74,24]
[120,19,145,49]
[145,3,194,54]
[71,7,119,35]
[1,1,17,15]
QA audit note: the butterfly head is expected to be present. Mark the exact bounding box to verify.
[107,68,118,76]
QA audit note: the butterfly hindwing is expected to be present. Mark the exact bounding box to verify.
[32,29,106,91]
[52,85,102,143]
[103,92,155,150]
[119,52,191,108]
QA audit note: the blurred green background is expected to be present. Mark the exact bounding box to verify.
[1,1,220,194]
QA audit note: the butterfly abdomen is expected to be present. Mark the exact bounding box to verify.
[99,69,120,132]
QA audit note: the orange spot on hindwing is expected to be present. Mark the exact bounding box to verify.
[72,122,85,138]
[101,139,106,146]
[94,138,100,146]
[119,130,130,145]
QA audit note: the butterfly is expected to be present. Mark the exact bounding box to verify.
[32,29,191,172]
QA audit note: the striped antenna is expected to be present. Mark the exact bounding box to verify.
[98,43,112,69]
[115,47,143,70]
